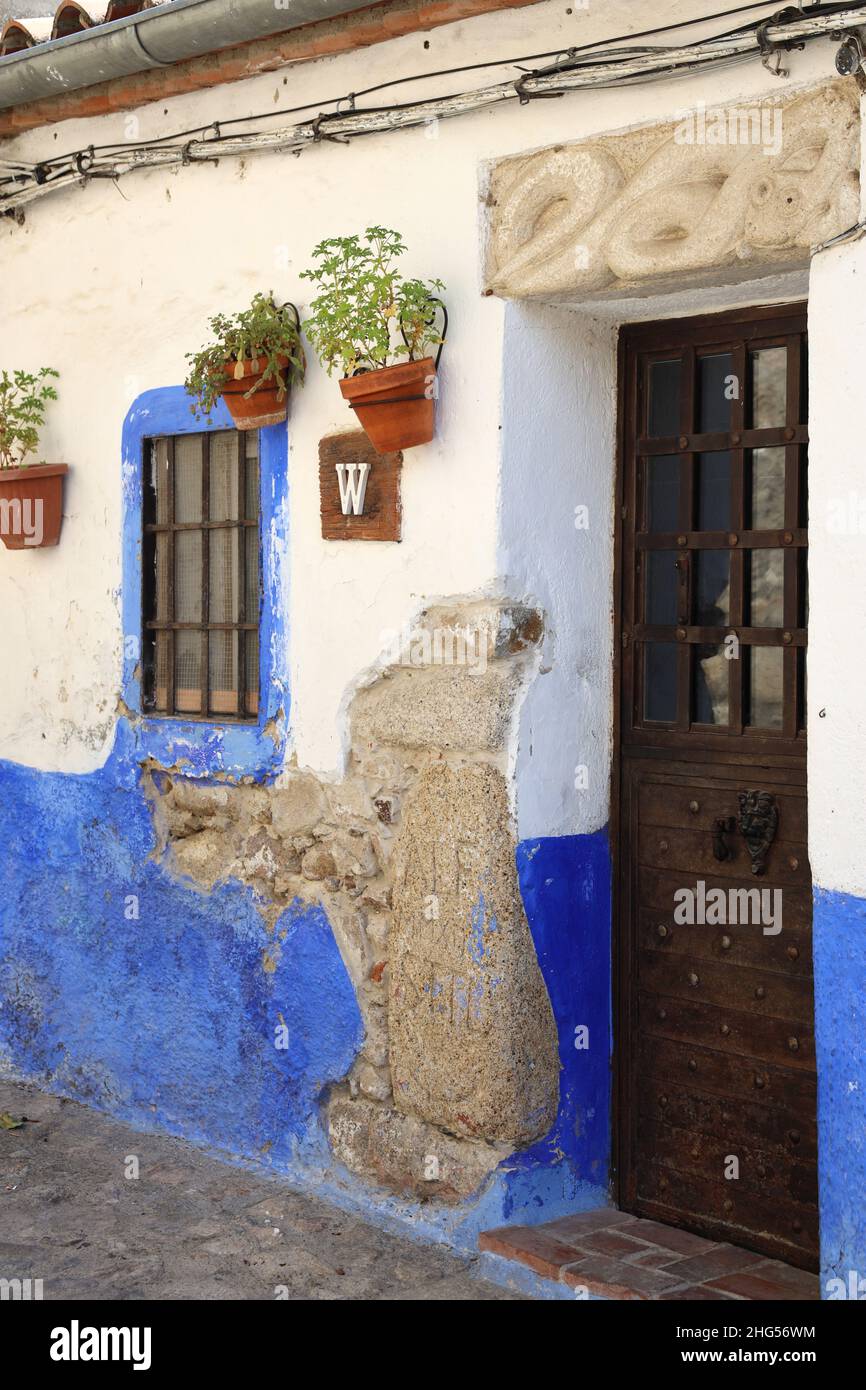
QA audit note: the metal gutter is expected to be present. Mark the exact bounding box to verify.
[0,0,377,111]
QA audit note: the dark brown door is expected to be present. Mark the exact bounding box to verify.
[615,304,818,1271]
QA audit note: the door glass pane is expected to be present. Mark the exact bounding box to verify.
[648,359,681,436]
[694,551,730,626]
[697,451,731,530]
[747,646,784,729]
[174,435,202,523]
[645,551,679,625]
[750,347,787,428]
[694,644,729,725]
[748,550,784,626]
[646,455,679,532]
[750,447,785,528]
[644,643,678,722]
[699,353,733,433]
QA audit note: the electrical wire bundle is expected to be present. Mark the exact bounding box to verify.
[2,2,865,215]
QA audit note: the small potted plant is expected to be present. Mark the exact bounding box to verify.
[185,292,306,430]
[0,368,66,550]
[301,227,446,454]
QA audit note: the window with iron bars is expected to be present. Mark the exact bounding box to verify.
[142,428,261,720]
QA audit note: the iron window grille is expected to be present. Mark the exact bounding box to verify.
[142,428,261,721]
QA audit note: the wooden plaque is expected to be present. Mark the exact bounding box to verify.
[319,431,402,542]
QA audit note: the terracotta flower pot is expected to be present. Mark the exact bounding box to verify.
[220,355,291,430]
[0,462,68,550]
[339,357,436,454]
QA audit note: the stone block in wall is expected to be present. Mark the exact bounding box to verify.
[355,665,521,753]
[270,774,328,839]
[169,828,233,889]
[168,779,231,817]
[328,1091,508,1202]
[388,762,559,1146]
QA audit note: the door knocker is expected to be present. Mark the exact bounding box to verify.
[737,790,779,876]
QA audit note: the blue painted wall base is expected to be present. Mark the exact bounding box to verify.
[813,886,866,1292]
[0,744,615,1252]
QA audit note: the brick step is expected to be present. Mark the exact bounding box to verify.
[478,1210,819,1301]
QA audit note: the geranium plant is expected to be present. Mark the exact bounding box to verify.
[184,293,305,430]
[300,227,446,454]
[0,368,59,469]
[300,226,445,377]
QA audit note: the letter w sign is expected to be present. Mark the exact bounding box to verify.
[335,462,370,516]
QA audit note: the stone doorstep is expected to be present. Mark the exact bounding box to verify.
[478,1213,820,1302]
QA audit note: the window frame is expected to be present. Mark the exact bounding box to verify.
[142,428,262,724]
[121,386,289,779]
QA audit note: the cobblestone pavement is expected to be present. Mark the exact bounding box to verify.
[0,1081,524,1301]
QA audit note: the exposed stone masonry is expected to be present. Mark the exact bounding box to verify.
[145,599,560,1203]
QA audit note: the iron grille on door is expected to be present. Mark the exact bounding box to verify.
[622,310,808,748]
[142,428,261,720]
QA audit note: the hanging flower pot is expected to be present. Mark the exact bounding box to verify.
[339,356,436,455]
[220,354,293,430]
[0,367,65,550]
[0,462,68,550]
[185,294,305,430]
[301,226,446,455]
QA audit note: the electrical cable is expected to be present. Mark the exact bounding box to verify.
[5,1,835,168]
[2,0,863,213]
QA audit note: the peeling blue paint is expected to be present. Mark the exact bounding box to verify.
[506,831,612,1208]
[0,388,366,1169]
[813,886,866,1291]
[468,891,498,964]
[0,753,617,1249]
[0,756,363,1160]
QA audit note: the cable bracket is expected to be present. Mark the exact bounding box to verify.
[514,72,566,104]
[311,113,351,143]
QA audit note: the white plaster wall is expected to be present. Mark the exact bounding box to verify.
[499,302,616,842]
[807,237,866,896]
[0,0,848,783]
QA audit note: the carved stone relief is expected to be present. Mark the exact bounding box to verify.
[485,81,860,299]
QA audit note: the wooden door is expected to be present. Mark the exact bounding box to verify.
[614,304,818,1271]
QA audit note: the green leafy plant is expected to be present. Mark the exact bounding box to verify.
[300,227,445,377]
[0,368,59,470]
[184,293,306,421]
